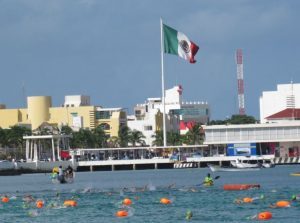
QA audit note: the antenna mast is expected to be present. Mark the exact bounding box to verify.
[236,49,245,115]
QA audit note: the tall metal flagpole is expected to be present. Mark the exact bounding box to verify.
[160,18,167,147]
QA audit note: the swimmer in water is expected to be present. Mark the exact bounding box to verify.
[23,195,35,203]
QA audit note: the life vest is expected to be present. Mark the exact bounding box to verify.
[204,176,213,183]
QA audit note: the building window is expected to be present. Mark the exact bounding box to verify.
[144,125,153,131]
[99,123,110,130]
[71,112,78,117]
[96,111,110,119]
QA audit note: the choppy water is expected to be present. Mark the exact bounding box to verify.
[1,165,300,222]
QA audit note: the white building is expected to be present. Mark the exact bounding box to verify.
[260,82,300,123]
[64,95,91,107]
[127,85,210,145]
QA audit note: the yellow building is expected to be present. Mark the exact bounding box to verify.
[0,95,127,137]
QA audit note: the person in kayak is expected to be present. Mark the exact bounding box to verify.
[203,173,214,186]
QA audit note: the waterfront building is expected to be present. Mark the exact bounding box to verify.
[260,82,300,123]
[0,95,126,137]
[203,122,300,158]
[127,85,210,145]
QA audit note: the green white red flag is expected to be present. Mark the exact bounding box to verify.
[163,23,199,63]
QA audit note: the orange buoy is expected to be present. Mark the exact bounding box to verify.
[63,200,77,207]
[36,200,44,208]
[123,198,132,206]
[243,197,253,203]
[276,200,290,208]
[160,197,171,204]
[1,197,9,203]
[116,210,128,217]
[223,184,260,191]
[258,211,272,220]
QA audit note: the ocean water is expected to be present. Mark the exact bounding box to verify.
[1,165,300,222]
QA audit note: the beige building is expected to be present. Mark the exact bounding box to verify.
[0,95,127,137]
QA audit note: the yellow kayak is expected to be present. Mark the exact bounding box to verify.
[290,172,300,176]
[203,182,214,187]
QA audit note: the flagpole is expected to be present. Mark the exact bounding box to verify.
[160,18,167,147]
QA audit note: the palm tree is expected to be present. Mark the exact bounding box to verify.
[60,125,73,135]
[93,125,108,148]
[118,125,130,147]
[0,127,9,159]
[0,127,6,147]
[107,136,120,148]
[167,131,182,146]
[129,130,145,146]
[151,130,163,146]
[184,123,204,145]
[71,128,95,148]
[6,125,31,159]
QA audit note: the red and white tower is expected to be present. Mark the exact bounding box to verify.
[236,49,245,115]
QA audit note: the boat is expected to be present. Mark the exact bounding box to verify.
[230,159,261,168]
[203,182,214,187]
[262,162,275,168]
[261,160,275,168]
[208,164,261,172]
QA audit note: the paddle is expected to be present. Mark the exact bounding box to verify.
[196,175,220,186]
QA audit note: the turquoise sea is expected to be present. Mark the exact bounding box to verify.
[1,165,300,222]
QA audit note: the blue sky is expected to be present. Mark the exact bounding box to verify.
[0,0,299,120]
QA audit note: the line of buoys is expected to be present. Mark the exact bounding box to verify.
[275,200,290,208]
[63,200,77,207]
[160,197,171,204]
[258,211,272,220]
[123,198,132,206]
[224,184,260,191]
[36,200,44,208]
[116,210,128,217]
[1,196,9,203]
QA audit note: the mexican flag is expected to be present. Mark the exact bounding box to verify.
[163,23,199,63]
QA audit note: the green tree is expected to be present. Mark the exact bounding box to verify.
[0,127,7,147]
[71,128,95,148]
[5,126,31,159]
[167,131,182,146]
[60,125,73,135]
[229,114,257,124]
[208,120,227,125]
[209,114,257,125]
[151,130,163,146]
[184,123,204,145]
[0,128,9,159]
[129,130,145,146]
[107,136,120,148]
[118,125,130,147]
[93,125,108,148]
